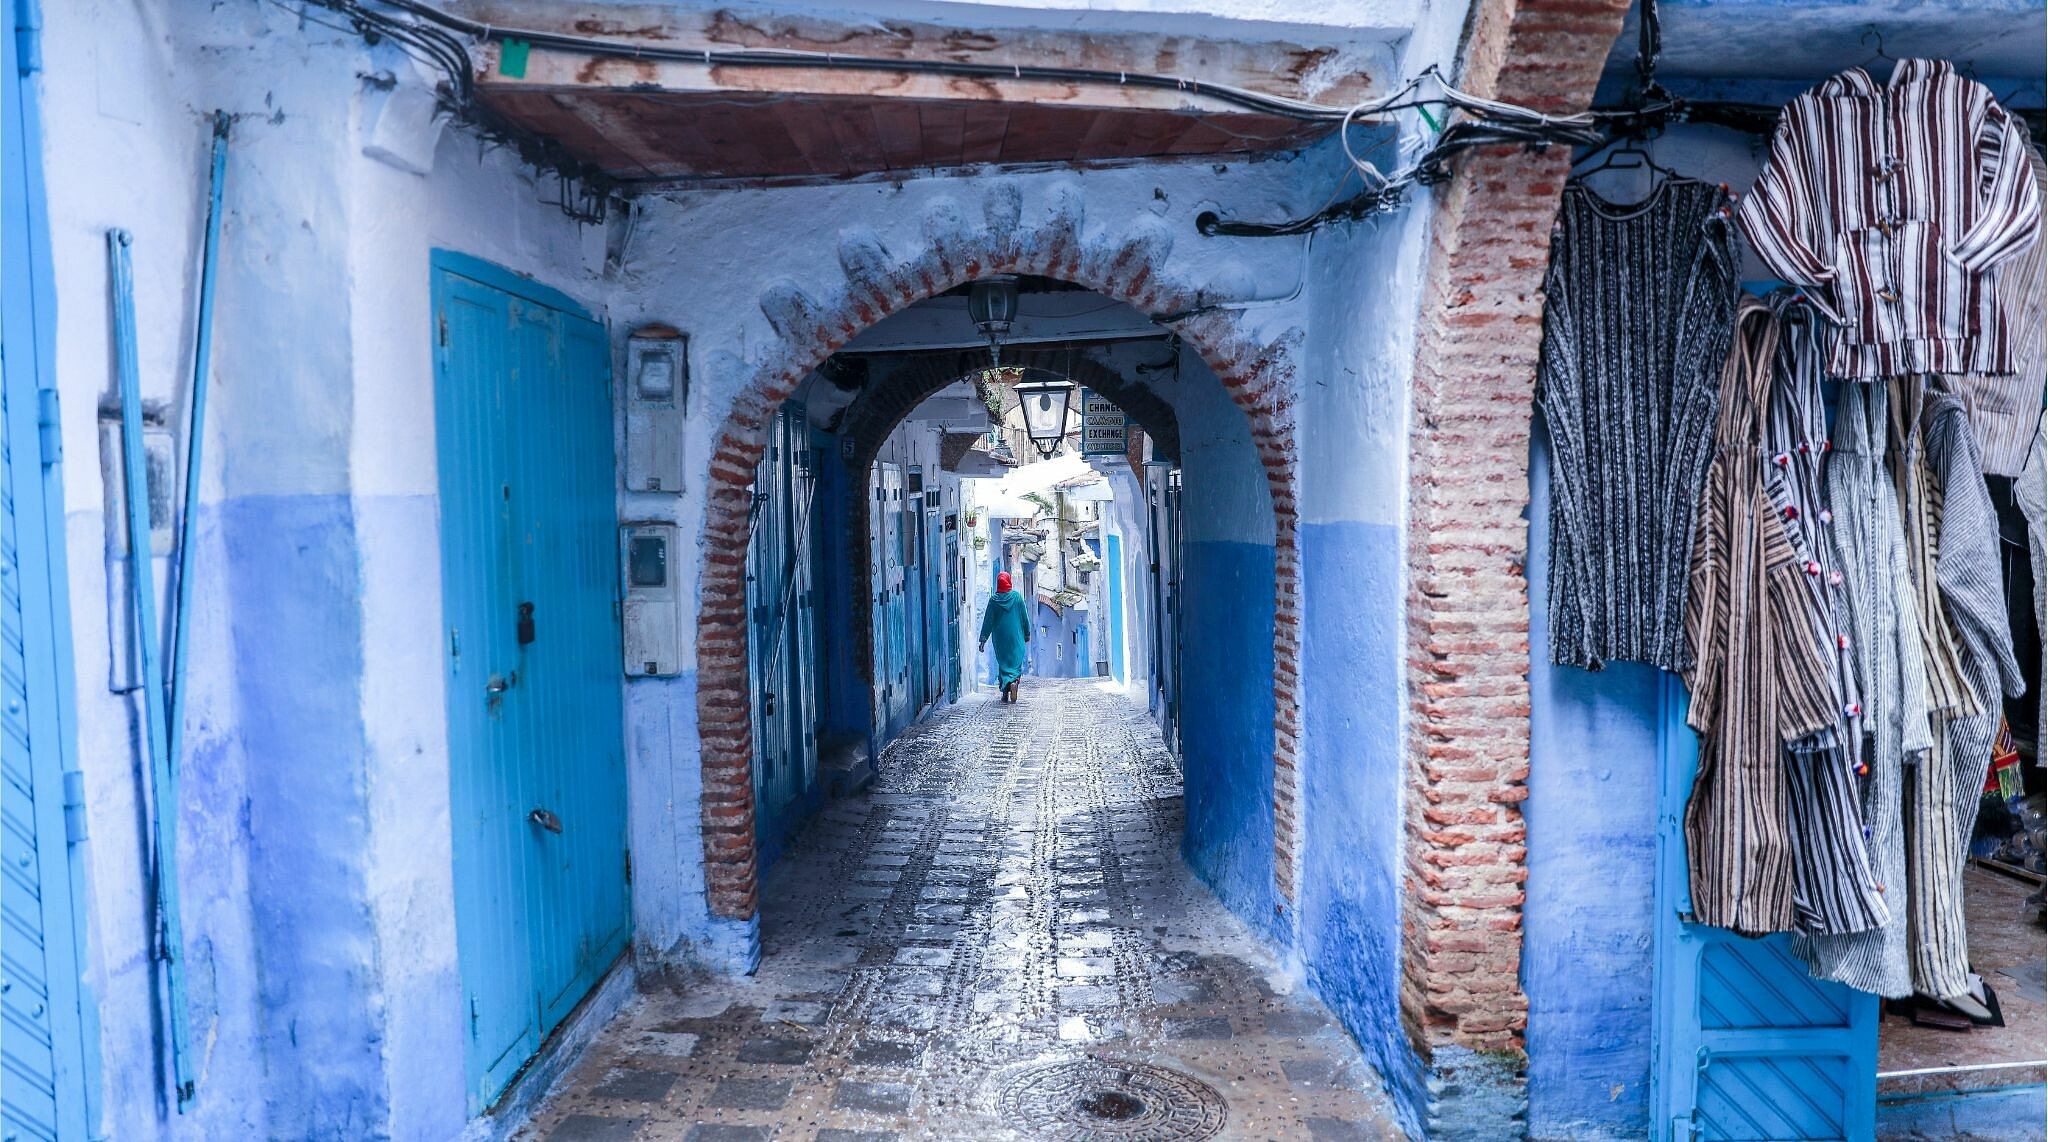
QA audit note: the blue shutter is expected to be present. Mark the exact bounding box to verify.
[1,2,97,1135]
[1652,674,1878,1140]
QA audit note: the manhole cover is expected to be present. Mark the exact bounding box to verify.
[994,1058,1227,1139]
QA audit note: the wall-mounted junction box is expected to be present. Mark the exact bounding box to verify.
[620,522,681,677]
[624,324,687,494]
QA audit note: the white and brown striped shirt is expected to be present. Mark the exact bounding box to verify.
[1737,59,2042,379]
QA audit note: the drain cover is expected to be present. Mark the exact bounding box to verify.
[995,1058,1227,1139]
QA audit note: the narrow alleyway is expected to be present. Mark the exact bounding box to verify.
[522,681,1398,1140]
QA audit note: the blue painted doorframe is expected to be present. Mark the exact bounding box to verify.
[2,4,100,1134]
[431,252,630,1112]
[1651,674,1877,1140]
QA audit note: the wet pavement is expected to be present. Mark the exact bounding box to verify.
[520,679,1401,1141]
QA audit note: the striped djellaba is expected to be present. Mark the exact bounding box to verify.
[1796,382,1935,996]
[1761,295,1889,937]
[1737,59,2042,380]
[1906,382,2024,999]
[1954,133,2048,477]
[1682,297,1843,936]
[1538,178,1738,671]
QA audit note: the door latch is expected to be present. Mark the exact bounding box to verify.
[486,671,518,695]
[529,808,563,834]
[517,601,536,646]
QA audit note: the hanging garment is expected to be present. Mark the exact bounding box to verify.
[1795,381,1935,997]
[1682,297,1843,935]
[1891,377,1981,721]
[1907,382,2025,998]
[1539,178,1738,671]
[1953,130,2047,476]
[1762,296,1889,936]
[1737,59,2042,379]
[2018,417,2047,740]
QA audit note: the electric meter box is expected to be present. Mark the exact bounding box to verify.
[625,325,687,493]
[620,522,682,677]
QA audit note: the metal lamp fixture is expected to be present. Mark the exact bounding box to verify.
[1013,374,1075,459]
[967,275,1020,365]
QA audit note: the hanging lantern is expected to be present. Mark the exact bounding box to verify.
[967,275,1021,364]
[1013,375,1074,459]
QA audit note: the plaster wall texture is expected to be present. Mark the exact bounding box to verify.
[43,3,605,1136]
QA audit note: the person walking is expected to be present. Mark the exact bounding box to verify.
[979,571,1032,703]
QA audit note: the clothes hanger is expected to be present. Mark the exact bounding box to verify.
[1857,27,1897,78]
[1568,133,1686,185]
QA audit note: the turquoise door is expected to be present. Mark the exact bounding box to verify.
[1107,533,1125,682]
[2,7,97,1133]
[749,402,817,861]
[1651,674,1877,1140]
[432,253,629,1111]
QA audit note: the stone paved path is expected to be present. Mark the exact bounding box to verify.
[521,680,1401,1141]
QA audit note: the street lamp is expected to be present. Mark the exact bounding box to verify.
[967,275,1020,365]
[1013,374,1075,460]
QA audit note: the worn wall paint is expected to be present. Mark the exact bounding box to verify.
[44,4,604,1136]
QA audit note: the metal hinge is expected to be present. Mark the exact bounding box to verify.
[62,768,87,843]
[469,995,480,1039]
[623,849,632,886]
[36,387,59,465]
[437,314,449,347]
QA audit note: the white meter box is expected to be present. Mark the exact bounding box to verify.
[620,522,682,676]
[625,325,687,493]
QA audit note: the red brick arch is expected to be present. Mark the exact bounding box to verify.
[695,204,1303,919]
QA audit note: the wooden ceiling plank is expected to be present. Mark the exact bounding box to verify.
[869,102,925,172]
[821,101,887,175]
[917,101,969,171]
[773,101,855,177]
[959,103,1010,165]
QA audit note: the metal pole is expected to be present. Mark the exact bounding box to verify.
[110,229,196,1108]
[159,111,228,1109]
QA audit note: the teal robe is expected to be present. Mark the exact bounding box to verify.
[978,589,1032,687]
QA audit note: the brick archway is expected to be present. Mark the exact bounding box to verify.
[830,344,1183,730]
[696,189,1302,919]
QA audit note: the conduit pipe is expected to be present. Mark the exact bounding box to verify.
[110,228,196,1110]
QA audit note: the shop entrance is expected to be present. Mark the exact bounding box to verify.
[430,253,631,1110]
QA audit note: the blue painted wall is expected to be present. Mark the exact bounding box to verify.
[1523,424,1663,1139]
[1296,519,1421,1117]
[222,495,390,1135]
[1178,538,1281,942]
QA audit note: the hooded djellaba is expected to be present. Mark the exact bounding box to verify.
[979,570,1032,703]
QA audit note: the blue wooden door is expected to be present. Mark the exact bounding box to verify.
[749,402,814,856]
[1107,533,1125,683]
[432,253,628,1111]
[2,8,96,1132]
[1651,674,1877,1140]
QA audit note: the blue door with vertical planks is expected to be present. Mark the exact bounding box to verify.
[2,3,97,1133]
[1651,674,1877,1140]
[432,252,629,1111]
[749,402,818,865]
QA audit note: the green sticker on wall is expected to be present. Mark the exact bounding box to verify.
[499,38,531,79]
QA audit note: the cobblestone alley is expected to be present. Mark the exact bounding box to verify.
[520,681,1400,1141]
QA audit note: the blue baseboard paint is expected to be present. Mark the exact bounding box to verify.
[1176,538,1281,943]
[1296,520,1423,1134]
[1523,427,1662,1139]
[1522,659,1661,1139]
[1877,1083,2046,1141]
[220,494,390,1137]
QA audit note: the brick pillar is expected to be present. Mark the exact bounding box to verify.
[1401,0,1631,1133]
